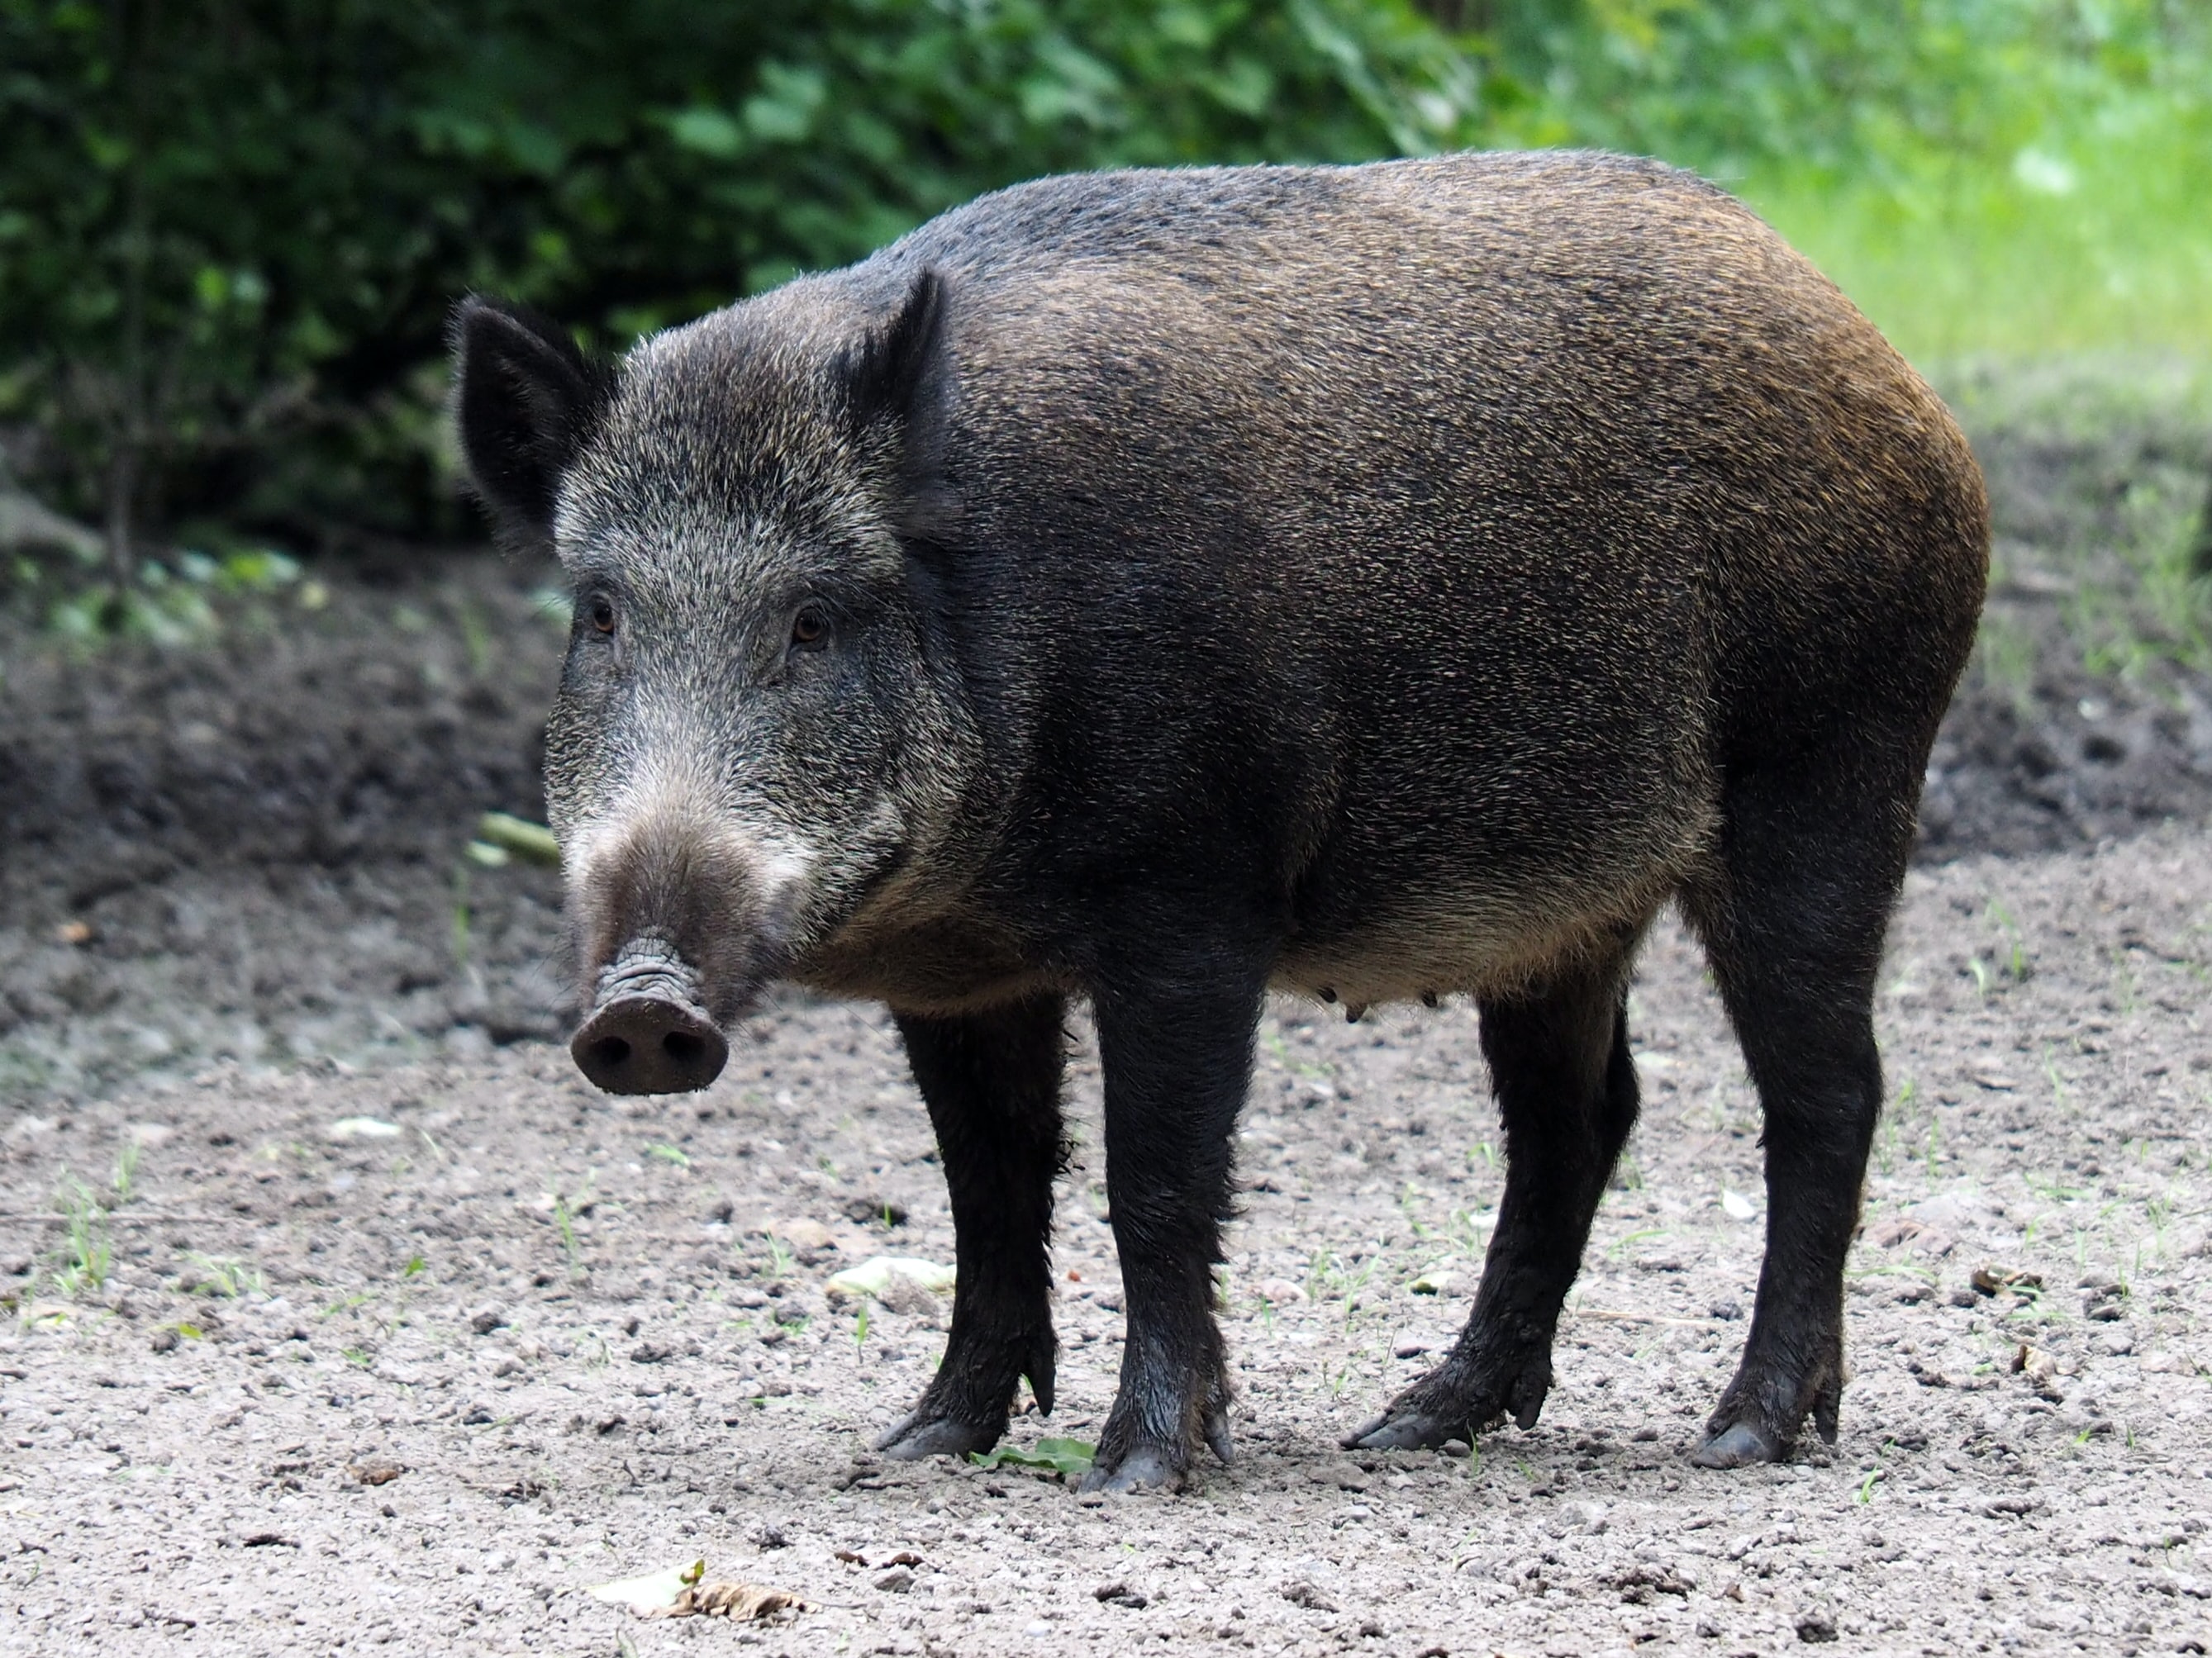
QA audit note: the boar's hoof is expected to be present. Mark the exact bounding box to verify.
[873,1410,1005,1461]
[1342,1406,1484,1452]
[570,995,728,1095]
[1327,1405,1521,1450]
[1343,1353,1549,1451]
[1077,1444,1184,1495]
[1690,1367,1837,1467]
[1686,1420,1785,1469]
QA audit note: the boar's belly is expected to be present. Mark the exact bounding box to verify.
[1274,842,1698,1009]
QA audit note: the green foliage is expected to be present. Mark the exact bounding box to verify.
[50,1172,111,1297]
[41,543,302,644]
[476,811,562,867]
[0,0,1490,563]
[1485,0,2201,183]
[179,1251,266,1298]
[2,0,2206,582]
[967,1435,1097,1477]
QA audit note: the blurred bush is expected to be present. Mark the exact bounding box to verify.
[1477,0,2212,363]
[0,0,1488,568]
[1475,0,2200,179]
[1,0,2205,591]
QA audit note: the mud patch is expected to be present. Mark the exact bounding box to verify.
[1923,361,2212,857]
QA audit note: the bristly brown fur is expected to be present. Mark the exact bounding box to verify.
[453,149,1989,1494]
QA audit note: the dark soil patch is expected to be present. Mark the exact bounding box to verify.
[0,407,2207,1100]
[0,554,573,1098]
[1924,652,2212,858]
[1922,363,2212,856]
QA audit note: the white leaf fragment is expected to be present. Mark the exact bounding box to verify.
[587,1560,704,1616]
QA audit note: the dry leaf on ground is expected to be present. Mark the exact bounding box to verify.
[587,1560,808,1622]
[768,1218,837,1252]
[2012,1343,2060,1385]
[661,1581,809,1621]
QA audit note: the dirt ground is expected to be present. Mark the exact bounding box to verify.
[3,383,2211,1655]
[3,825,2210,1656]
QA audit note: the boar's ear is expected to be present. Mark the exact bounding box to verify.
[450,297,615,544]
[838,266,944,434]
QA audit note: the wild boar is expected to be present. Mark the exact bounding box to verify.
[451,149,1988,1492]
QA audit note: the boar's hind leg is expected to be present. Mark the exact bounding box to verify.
[1345,948,1639,1452]
[1681,761,1908,1469]
[1079,972,1262,1494]
[875,995,1068,1461]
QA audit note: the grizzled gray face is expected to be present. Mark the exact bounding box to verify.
[450,272,966,1092]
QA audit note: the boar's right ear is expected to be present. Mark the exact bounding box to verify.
[450,297,615,545]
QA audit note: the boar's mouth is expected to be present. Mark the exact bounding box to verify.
[570,938,730,1095]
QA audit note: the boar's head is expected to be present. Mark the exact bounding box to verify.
[450,270,973,1094]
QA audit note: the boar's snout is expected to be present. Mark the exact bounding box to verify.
[564,810,801,1095]
[571,995,727,1095]
[570,940,730,1095]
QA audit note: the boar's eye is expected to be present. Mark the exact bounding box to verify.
[585,592,616,635]
[790,604,828,651]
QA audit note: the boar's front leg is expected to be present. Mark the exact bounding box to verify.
[1079,972,1259,1493]
[876,995,1068,1461]
[1348,950,1639,1451]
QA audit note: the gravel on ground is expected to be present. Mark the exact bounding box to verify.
[5,826,2209,1656]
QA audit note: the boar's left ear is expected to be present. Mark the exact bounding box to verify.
[838,266,945,434]
[450,296,616,545]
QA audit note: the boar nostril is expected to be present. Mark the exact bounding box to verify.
[570,992,728,1095]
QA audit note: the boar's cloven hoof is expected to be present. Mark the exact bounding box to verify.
[873,1411,1006,1461]
[1686,1420,1786,1470]
[570,995,728,1095]
[1077,1444,1184,1496]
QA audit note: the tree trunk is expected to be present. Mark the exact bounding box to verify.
[2193,465,2212,581]
[104,0,159,602]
